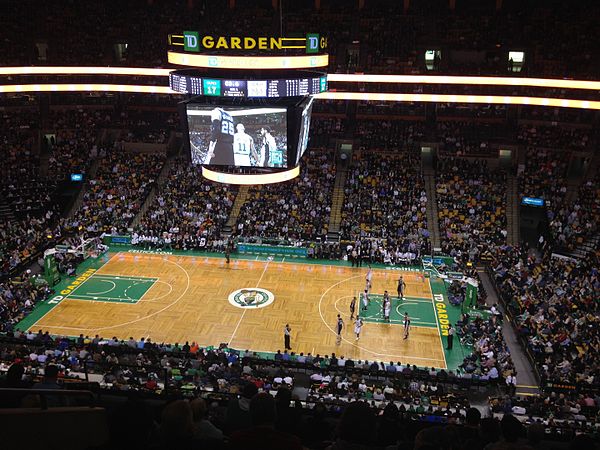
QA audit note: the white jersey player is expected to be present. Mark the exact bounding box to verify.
[361,289,369,311]
[354,316,364,340]
[365,267,373,292]
[233,123,256,166]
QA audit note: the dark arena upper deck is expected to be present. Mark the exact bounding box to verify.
[1,1,600,449]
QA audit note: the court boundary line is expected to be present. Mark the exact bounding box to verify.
[34,255,191,333]
[92,274,159,282]
[236,346,445,363]
[58,295,139,303]
[332,296,436,327]
[121,249,430,274]
[227,259,272,345]
[64,274,95,298]
[39,297,138,304]
[64,280,172,304]
[66,273,158,304]
[138,280,174,303]
[27,251,123,331]
[29,251,441,363]
[318,275,446,363]
[86,279,117,295]
[368,294,436,303]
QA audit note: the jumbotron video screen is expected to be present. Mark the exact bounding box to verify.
[186,105,288,168]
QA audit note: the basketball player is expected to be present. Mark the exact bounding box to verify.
[403,313,411,340]
[336,314,344,345]
[204,107,235,166]
[384,299,391,323]
[361,289,369,311]
[233,123,258,166]
[397,276,406,301]
[258,126,277,167]
[383,290,391,323]
[383,290,391,304]
[350,296,357,320]
[365,266,373,293]
[354,316,364,340]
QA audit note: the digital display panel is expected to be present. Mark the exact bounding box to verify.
[222,79,247,97]
[70,173,83,181]
[170,73,327,98]
[186,105,288,168]
[522,197,545,207]
[203,79,220,96]
[296,96,314,164]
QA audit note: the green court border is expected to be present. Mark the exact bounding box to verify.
[429,276,468,371]
[18,246,471,371]
[18,254,112,331]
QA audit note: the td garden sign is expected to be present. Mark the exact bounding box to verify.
[169,32,328,54]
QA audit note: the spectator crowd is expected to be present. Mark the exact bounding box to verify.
[135,158,236,252]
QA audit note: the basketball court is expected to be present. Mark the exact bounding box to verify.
[20,250,467,369]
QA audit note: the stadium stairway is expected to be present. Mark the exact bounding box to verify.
[555,152,600,260]
[39,151,50,179]
[423,168,441,249]
[326,166,348,238]
[564,178,583,205]
[585,149,600,181]
[131,155,173,228]
[564,232,600,260]
[223,185,250,235]
[478,270,540,396]
[506,173,520,245]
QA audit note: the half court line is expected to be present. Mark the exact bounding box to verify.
[227,258,272,345]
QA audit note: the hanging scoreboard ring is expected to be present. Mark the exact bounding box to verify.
[169,68,328,98]
[201,165,301,185]
[170,31,328,184]
[167,52,329,70]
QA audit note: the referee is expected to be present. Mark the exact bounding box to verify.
[284,324,292,350]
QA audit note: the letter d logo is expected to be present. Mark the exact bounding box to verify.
[183,31,200,52]
[306,33,319,54]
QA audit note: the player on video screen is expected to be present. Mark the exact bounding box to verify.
[204,107,234,165]
[258,126,277,167]
[233,123,258,167]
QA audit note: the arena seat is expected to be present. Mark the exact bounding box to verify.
[0,406,109,449]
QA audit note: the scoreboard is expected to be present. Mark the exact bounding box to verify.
[170,72,327,98]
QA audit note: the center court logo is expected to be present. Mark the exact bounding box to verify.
[228,288,275,309]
